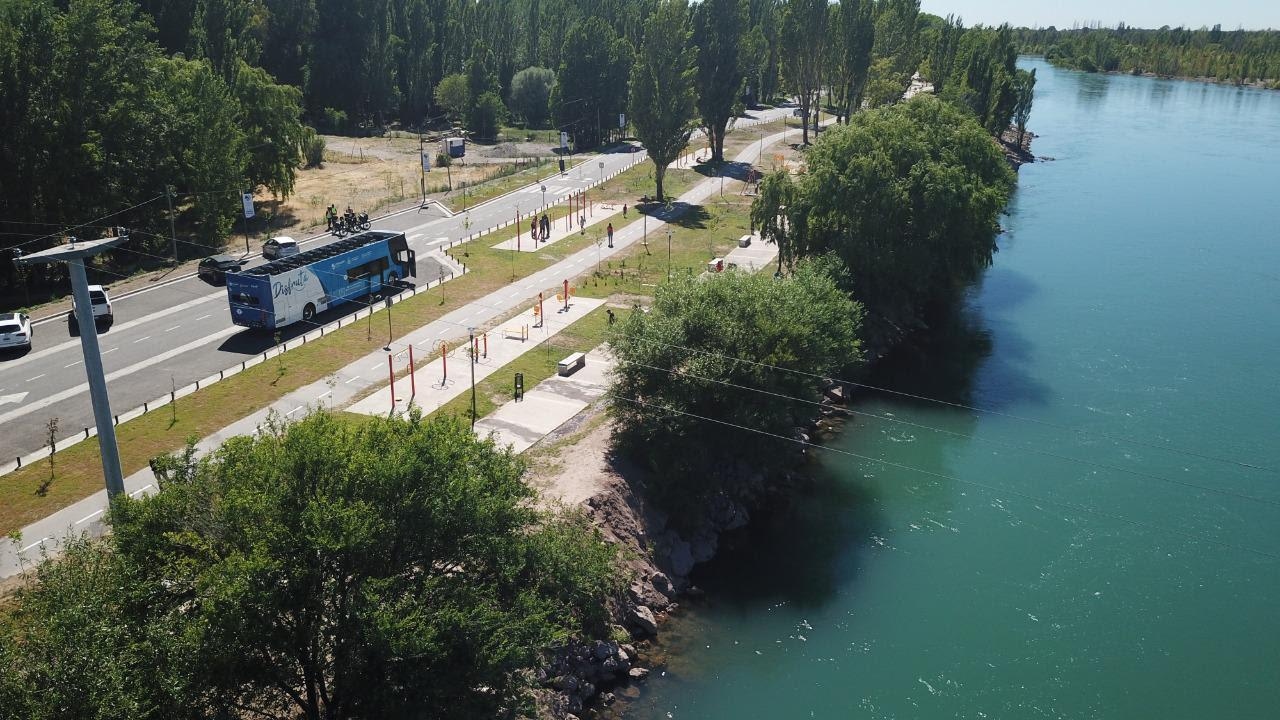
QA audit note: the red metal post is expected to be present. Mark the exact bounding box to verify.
[516,209,521,249]
[408,345,416,401]
[563,279,569,311]
[483,333,488,358]
[539,292,544,326]
[473,335,479,362]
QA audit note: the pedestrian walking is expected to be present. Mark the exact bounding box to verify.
[325,205,336,231]
[579,213,585,234]
[607,308,616,325]
[540,213,550,241]
[623,203,628,218]
[607,222,614,248]
[530,219,537,245]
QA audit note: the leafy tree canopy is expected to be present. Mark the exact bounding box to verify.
[608,266,863,523]
[0,411,620,720]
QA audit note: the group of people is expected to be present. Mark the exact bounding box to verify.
[529,213,553,243]
[325,204,357,232]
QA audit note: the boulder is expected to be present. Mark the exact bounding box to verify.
[628,667,650,681]
[650,572,675,598]
[664,535,694,577]
[629,605,659,636]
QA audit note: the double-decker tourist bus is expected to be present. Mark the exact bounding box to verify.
[226,231,415,330]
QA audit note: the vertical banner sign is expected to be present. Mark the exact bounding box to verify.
[421,152,431,172]
[560,131,568,152]
[619,113,626,129]
[241,192,255,219]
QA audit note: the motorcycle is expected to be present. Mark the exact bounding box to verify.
[357,212,371,230]
[331,217,350,237]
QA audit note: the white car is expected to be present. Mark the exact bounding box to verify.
[262,236,300,260]
[0,312,32,349]
[70,284,112,323]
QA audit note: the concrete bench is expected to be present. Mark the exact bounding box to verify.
[557,352,586,376]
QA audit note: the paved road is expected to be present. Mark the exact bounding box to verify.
[0,115,806,580]
[0,107,795,461]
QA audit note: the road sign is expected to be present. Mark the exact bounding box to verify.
[421,152,431,171]
[619,113,626,128]
[241,192,255,219]
[560,131,568,151]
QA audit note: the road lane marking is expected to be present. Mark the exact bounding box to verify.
[102,347,118,355]
[134,336,151,343]
[26,374,45,382]
[0,325,240,427]
[64,360,83,368]
[128,484,153,498]
[344,376,361,384]
[195,314,211,321]
[165,325,181,332]
[20,537,52,553]
[7,293,223,372]
[317,390,333,400]
[75,509,104,525]
[285,407,302,417]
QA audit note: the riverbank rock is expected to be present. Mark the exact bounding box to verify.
[628,667,650,681]
[629,605,659,636]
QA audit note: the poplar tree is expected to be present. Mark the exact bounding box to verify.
[628,0,697,202]
[692,0,748,163]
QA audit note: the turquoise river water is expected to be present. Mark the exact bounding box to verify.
[620,58,1280,719]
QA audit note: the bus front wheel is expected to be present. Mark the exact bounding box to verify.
[303,303,316,321]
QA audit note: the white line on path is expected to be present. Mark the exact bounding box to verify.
[27,373,45,381]
[128,484,153,498]
[165,325,181,332]
[368,363,382,370]
[134,336,151,343]
[317,390,332,400]
[344,376,361,384]
[75,509,104,525]
[102,347,117,355]
[195,314,211,321]
[64,360,82,368]
[20,537,52,553]
[285,407,302,417]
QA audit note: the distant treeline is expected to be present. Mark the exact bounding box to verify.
[1015,25,1280,87]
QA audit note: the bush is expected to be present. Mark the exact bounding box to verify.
[300,127,325,168]
[435,152,451,168]
[320,106,347,133]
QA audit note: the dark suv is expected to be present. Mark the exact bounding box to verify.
[198,254,243,284]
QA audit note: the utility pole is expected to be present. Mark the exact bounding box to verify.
[165,186,178,263]
[468,326,477,428]
[667,227,673,281]
[16,234,128,498]
[419,119,427,206]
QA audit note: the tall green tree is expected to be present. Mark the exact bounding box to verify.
[0,411,619,720]
[749,169,798,274]
[779,0,827,144]
[691,0,748,163]
[233,60,305,198]
[628,0,697,202]
[929,13,962,94]
[551,17,633,149]
[837,0,875,119]
[509,65,556,127]
[783,95,1014,334]
[608,266,863,522]
[434,71,470,122]
[1012,66,1035,145]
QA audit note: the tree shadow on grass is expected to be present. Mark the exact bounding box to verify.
[692,160,754,181]
[669,205,711,231]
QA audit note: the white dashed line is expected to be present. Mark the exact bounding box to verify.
[128,484,154,498]
[26,373,45,381]
[344,376,361,384]
[64,360,82,368]
[317,390,333,400]
[20,537,52,553]
[195,314,211,321]
[75,509,104,525]
[285,407,302,417]
[134,336,151,343]
[102,347,118,355]
[164,325,181,332]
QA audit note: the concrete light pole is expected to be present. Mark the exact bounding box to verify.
[16,235,128,498]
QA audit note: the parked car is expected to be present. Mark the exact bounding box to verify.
[198,254,243,283]
[68,285,112,335]
[262,236,300,260]
[0,312,32,349]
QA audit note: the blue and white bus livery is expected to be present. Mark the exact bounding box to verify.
[226,231,416,330]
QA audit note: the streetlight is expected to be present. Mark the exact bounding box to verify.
[16,234,128,498]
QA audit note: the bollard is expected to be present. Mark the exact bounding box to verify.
[114,415,119,426]
[84,427,89,438]
[409,345,416,401]
[195,380,200,390]
[220,370,224,380]
[242,361,246,371]
[144,402,148,412]
[388,354,396,411]
[15,456,19,468]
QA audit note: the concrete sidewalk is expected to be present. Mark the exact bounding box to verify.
[346,297,604,418]
[490,204,622,253]
[473,347,614,454]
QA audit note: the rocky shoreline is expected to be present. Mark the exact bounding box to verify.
[531,383,852,719]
